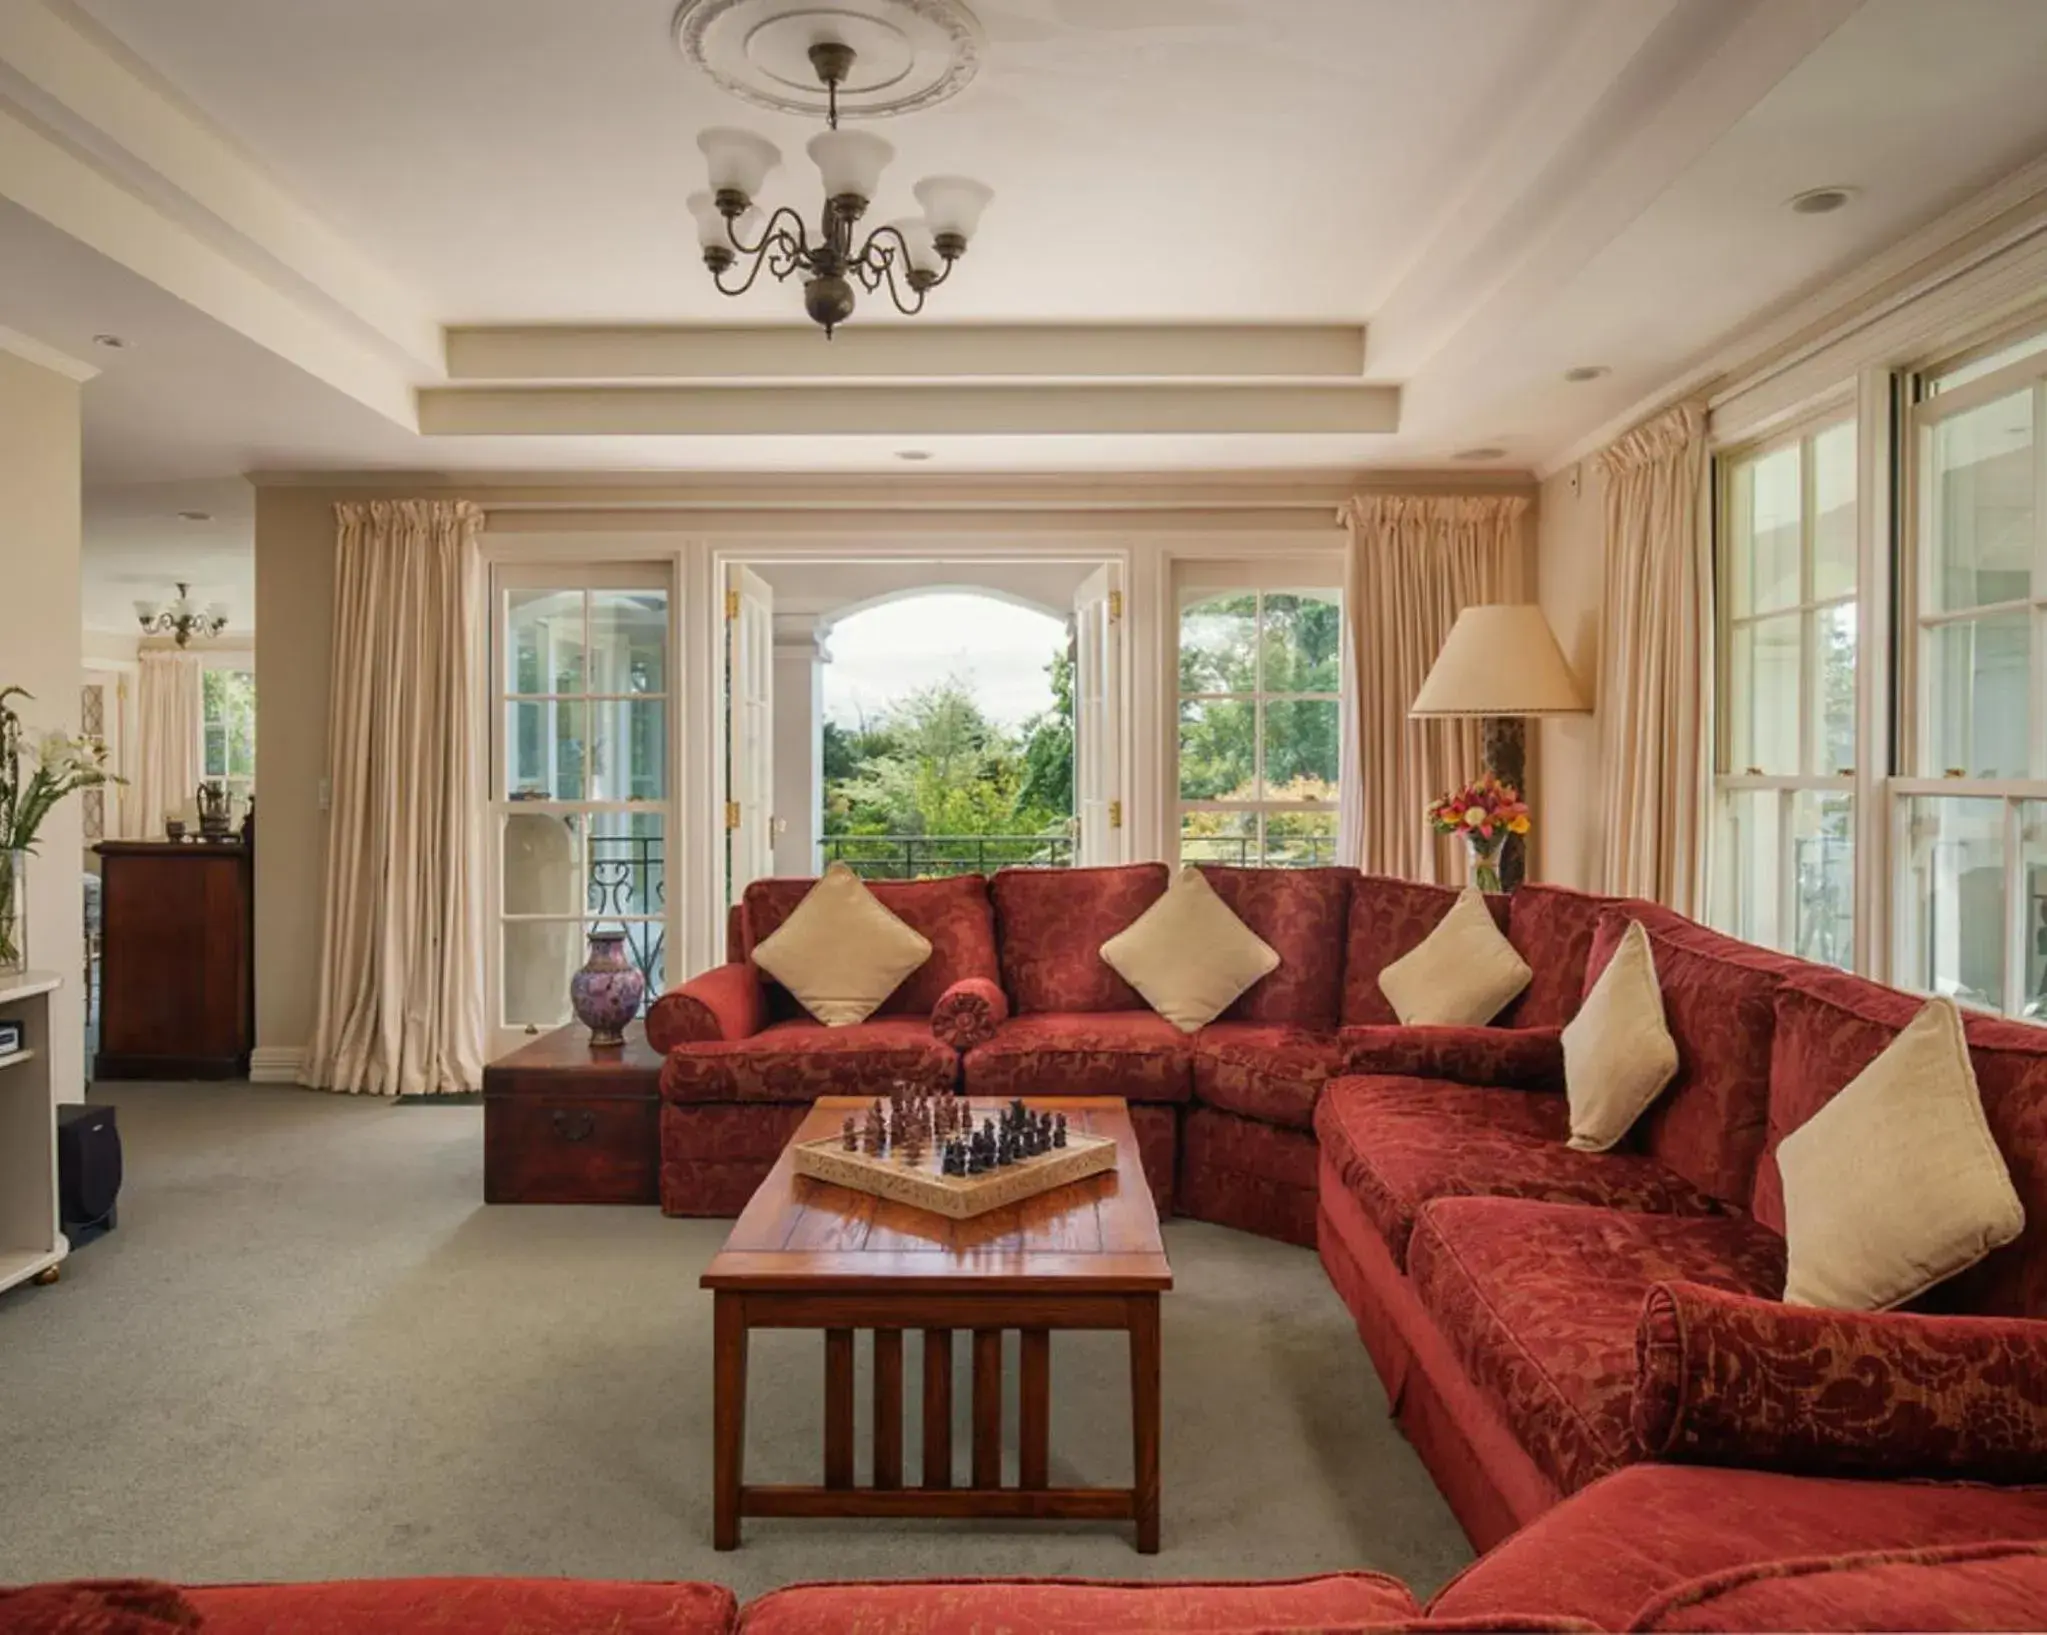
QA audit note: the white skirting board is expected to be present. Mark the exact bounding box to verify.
[248,1046,306,1084]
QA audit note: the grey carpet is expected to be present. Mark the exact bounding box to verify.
[0,1082,1472,1603]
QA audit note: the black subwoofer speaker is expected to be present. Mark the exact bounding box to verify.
[56,1102,121,1238]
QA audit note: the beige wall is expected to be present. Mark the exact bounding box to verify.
[1535,459,1604,889]
[0,350,84,1094]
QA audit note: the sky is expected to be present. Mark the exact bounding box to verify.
[823,593,1067,733]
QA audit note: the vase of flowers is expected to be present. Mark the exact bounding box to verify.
[1426,772,1531,894]
[0,687,122,973]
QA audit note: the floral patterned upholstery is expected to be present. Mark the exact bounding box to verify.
[1190,1022,1346,1130]
[929,976,1009,1051]
[1757,970,2047,1317]
[991,863,1169,1013]
[184,1578,738,1635]
[659,1018,957,1105]
[734,1572,1418,1634]
[1314,1075,1723,1268]
[1195,865,1355,1029]
[1178,1105,1319,1247]
[1584,903,1804,1210]
[1407,1196,1787,1496]
[1634,1279,2047,1481]
[1339,1025,1565,1089]
[963,1011,1193,1103]
[659,1103,810,1216]
[646,960,766,1053]
[1503,883,1613,1028]
[1342,876,1510,1026]
[0,1580,200,1632]
[741,873,999,1019]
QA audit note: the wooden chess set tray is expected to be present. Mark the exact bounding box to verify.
[792,1094,1118,1220]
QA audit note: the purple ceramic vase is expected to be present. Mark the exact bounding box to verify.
[570,928,646,1047]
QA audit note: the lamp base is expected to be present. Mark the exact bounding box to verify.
[1481,716,1527,893]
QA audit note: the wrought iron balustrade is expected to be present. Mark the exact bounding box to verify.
[588,832,666,999]
[822,834,1075,880]
[1178,835,1340,868]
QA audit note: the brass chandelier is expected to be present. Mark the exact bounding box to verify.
[135,583,228,647]
[687,41,993,337]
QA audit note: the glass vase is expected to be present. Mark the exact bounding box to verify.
[0,848,25,975]
[1466,833,1504,895]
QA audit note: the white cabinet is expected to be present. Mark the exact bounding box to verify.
[0,973,67,1295]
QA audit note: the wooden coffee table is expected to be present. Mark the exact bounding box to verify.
[702,1096,1172,1552]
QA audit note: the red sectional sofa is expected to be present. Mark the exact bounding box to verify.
[97,864,2024,1633]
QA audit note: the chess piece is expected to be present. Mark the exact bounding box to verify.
[865,1102,886,1155]
[842,1115,857,1152]
[1054,1113,1067,1148]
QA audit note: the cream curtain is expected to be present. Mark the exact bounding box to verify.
[302,499,487,1096]
[1593,400,1711,911]
[1338,494,1528,880]
[133,648,203,839]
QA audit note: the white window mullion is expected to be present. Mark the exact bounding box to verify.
[2005,795,2027,1018]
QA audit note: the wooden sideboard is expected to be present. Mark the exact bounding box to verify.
[94,840,253,1080]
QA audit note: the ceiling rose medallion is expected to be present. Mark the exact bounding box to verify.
[676,0,992,335]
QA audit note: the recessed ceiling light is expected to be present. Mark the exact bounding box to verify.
[1563,365,1610,383]
[176,510,213,523]
[1789,186,1856,216]
[1454,446,1508,462]
[91,333,126,349]
[895,449,933,462]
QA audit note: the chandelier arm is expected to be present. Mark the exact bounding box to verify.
[725,204,810,261]
[711,242,781,299]
[878,251,929,317]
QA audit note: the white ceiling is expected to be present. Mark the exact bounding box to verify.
[0,0,2042,621]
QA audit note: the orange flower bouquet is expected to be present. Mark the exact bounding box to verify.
[1425,772,1530,893]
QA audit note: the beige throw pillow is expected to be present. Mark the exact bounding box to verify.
[1778,997,2024,1310]
[1562,919,1680,1151]
[1377,886,1531,1027]
[749,862,932,1028]
[1099,866,1279,1033]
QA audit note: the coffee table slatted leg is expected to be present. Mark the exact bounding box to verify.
[1130,1294,1162,1553]
[1018,1328,1051,1490]
[824,1328,855,1489]
[712,1292,747,1551]
[921,1328,953,1488]
[873,1328,903,1490]
[971,1328,1004,1488]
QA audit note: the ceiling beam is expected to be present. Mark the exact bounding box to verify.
[446,323,1368,382]
[417,383,1401,438]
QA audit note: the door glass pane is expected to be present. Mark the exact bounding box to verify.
[585,811,665,921]
[507,589,585,694]
[501,919,580,1028]
[588,590,667,694]
[506,700,586,799]
[1260,592,1340,693]
[1813,420,1857,600]
[1262,698,1339,796]
[502,810,582,915]
[589,698,665,802]
[1716,789,1782,949]
[1813,603,1857,776]
[1927,391,2034,614]
[1179,595,1258,693]
[1180,809,1255,866]
[1791,790,1853,970]
[1727,615,1801,774]
[1179,698,1255,800]
[1730,443,1802,617]
[1265,808,1338,868]
[1923,611,2030,778]
[1899,796,2005,1010]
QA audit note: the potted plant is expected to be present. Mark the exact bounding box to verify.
[0,687,122,974]
[1426,772,1531,893]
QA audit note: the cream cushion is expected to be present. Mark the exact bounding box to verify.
[1778,996,2025,1310]
[1099,865,1279,1033]
[749,862,932,1028]
[1377,886,1531,1027]
[1562,919,1680,1151]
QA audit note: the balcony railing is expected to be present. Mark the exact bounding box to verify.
[1180,835,1340,868]
[822,834,1075,880]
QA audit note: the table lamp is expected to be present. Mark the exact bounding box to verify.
[1410,604,1589,890]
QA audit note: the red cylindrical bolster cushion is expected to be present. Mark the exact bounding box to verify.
[1633,1280,2047,1482]
[1340,1024,1565,1089]
[930,977,1010,1052]
[644,961,765,1054]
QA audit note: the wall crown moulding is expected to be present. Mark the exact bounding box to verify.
[674,0,982,121]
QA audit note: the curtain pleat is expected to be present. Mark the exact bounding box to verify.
[301,499,487,1096]
[133,649,203,839]
[1339,494,1528,881]
[1593,401,1711,911]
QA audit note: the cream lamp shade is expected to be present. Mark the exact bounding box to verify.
[1410,604,1589,717]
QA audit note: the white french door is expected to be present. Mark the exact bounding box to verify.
[724,564,775,902]
[1074,563,1125,864]
[489,564,672,1050]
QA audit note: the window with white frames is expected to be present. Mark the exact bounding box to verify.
[200,666,255,818]
[1711,418,1857,968]
[493,576,670,1037]
[1177,584,1342,866]
[1895,327,2047,1018]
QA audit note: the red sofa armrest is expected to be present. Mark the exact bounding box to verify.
[1633,1280,2047,1482]
[645,961,766,1054]
[930,977,1010,1052]
[1339,1024,1564,1089]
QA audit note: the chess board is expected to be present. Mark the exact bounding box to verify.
[791,1119,1119,1220]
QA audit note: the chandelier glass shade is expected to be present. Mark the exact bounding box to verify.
[688,41,992,336]
[135,582,229,647]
